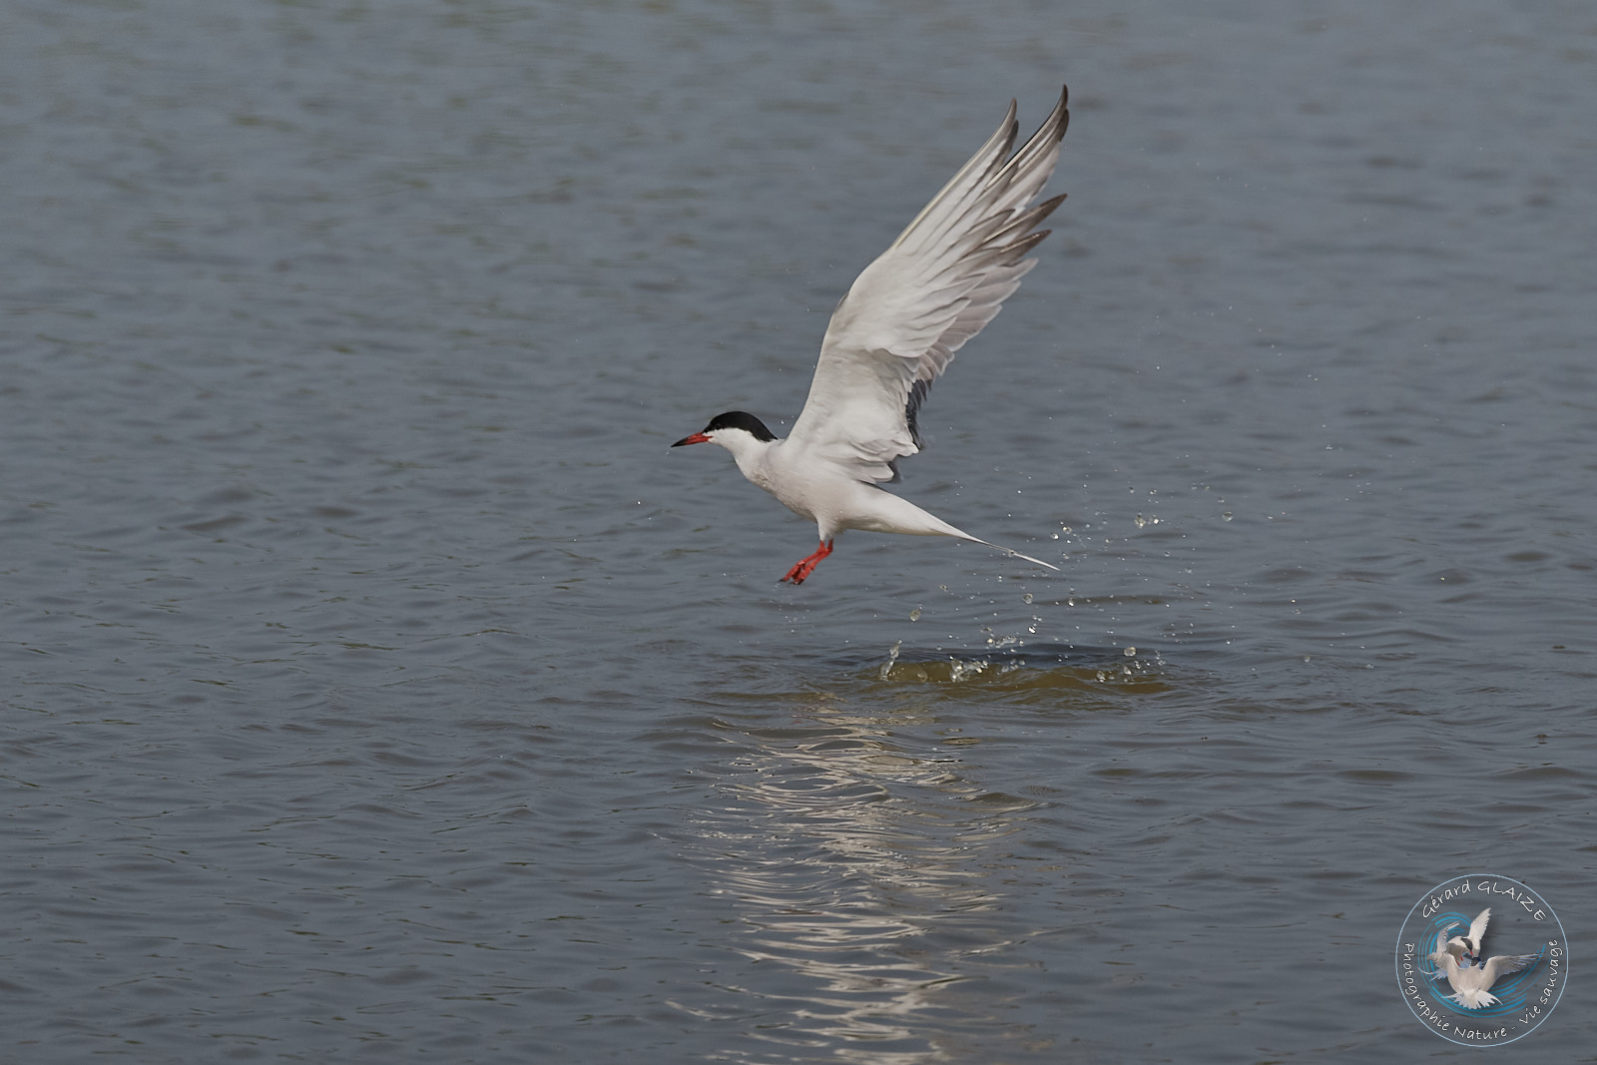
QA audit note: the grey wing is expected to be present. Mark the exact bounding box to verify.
[1467,908,1492,951]
[1481,953,1539,983]
[786,87,1069,482]
[1433,926,1461,958]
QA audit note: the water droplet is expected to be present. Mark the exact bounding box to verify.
[1221,511,1234,522]
[908,606,922,622]
[879,640,902,681]
[1022,593,1033,605]
[1123,646,1137,657]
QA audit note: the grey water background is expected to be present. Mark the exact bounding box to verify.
[3,0,1595,1061]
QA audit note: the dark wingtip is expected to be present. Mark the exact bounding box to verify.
[1034,192,1068,221]
[904,378,932,451]
[1010,229,1051,256]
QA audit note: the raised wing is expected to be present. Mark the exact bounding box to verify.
[786,86,1069,482]
[1480,953,1539,984]
[1466,908,1492,952]
[1432,927,1456,958]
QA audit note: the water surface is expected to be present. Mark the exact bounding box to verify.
[3,1,1595,1062]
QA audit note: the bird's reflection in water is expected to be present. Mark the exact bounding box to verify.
[678,696,1048,1063]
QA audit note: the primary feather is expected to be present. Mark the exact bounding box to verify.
[786,88,1070,483]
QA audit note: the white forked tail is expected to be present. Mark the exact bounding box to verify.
[951,531,1058,572]
[1449,989,1499,1010]
[842,487,1059,572]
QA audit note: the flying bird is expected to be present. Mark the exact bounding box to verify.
[1446,907,1493,963]
[1429,909,1540,1009]
[673,87,1070,584]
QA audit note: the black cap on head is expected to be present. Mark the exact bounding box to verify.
[701,411,775,442]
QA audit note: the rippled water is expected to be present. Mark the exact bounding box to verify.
[4,1,1596,1062]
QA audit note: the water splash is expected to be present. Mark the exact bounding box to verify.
[879,639,902,681]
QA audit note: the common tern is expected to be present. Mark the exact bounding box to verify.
[673,87,1070,585]
[1429,908,1540,1009]
[1446,906,1493,963]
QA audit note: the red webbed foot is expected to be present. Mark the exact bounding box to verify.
[779,539,834,585]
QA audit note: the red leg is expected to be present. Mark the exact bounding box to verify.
[780,539,834,584]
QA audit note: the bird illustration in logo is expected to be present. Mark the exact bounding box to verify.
[1428,907,1540,1009]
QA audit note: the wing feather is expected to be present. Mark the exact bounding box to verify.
[1481,953,1539,982]
[787,86,1070,482]
[1467,909,1492,952]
